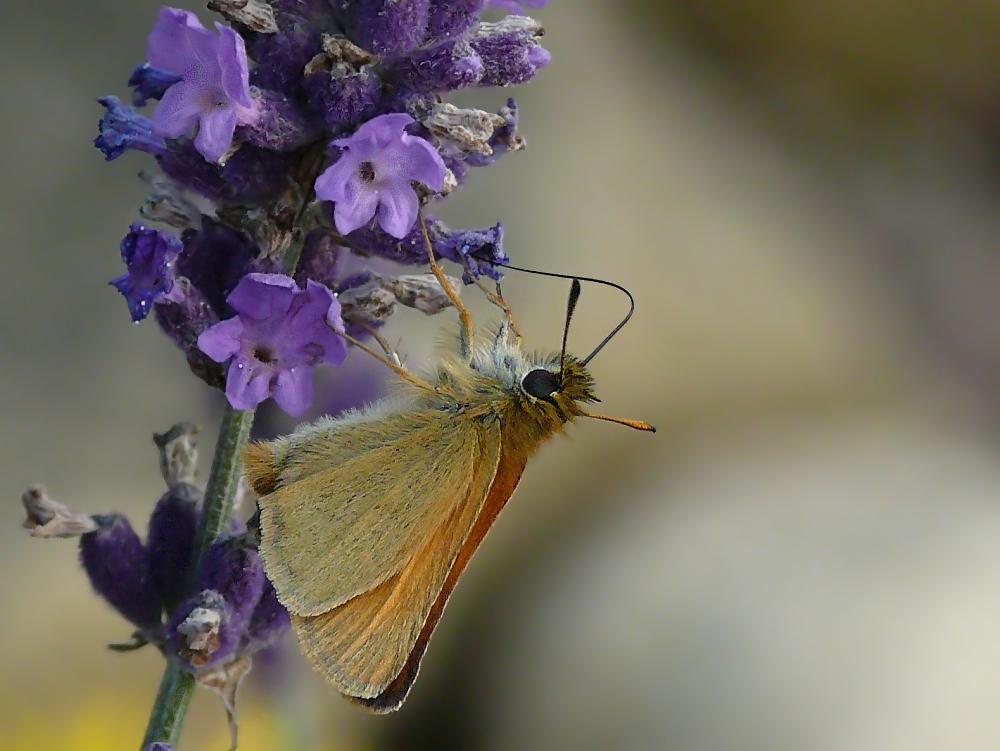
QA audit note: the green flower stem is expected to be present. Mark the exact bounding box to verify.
[141,660,195,749]
[140,405,256,750]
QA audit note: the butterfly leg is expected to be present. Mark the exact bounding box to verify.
[482,279,523,343]
[354,320,404,368]
[420,213,474,361]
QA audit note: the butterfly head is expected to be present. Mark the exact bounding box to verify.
[516,351,597,424]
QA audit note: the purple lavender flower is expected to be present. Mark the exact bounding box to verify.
[145,744,173,751]
[294,230,344,289]
[486,0,550,13]
[385,39,484,93]
[110,223,185,322]
[197,274,348,415]
[176,221,257,316]
[168,534,265,669]
[238,88,321,152]
[240,578,290,655]
[147,484,201,614]
[154,280,226,389]
[79,514,163,630]
[315,113,447,239]
[437,222,508,281]
[341,0,431,57]
[426,0,485,41]
[341,213,507,280]
[157,141,292,206]
[470,16,550,86]
[95,96,167,160]
[146,7,260,163]
[129,63,183,107]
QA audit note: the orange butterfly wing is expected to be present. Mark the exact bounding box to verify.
[292,432,531,711]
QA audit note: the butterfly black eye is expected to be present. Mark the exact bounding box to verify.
[522,368,560,400]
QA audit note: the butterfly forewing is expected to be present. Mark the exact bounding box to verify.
[258,409,492,616]
[290,420,502,700]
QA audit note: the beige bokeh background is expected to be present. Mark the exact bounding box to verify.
[6,1,1000,749]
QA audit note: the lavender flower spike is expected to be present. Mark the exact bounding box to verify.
[315,113,447,239]
[147,7,260,163]
[197,273,348,415]
[110,223,185,322]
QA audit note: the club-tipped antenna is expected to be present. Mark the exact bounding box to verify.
[500,262,635,366]
[560,279,582,381]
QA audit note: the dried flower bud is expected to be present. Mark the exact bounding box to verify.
[339,275,397,324]
[174,590,226,664]
[196,654,253,751]
[80,514,163,630]
[21,485,98,538]
[423,103,504,157]
[208,0,279,34]
[153,422,199,487]
[385,273,460,314]
[303,36,383,131]
[138,172,203,230]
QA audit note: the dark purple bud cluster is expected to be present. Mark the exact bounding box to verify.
[94,1,549,414]
[21,423,290,671]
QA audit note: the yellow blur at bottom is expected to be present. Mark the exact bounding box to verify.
[6,691,345,751]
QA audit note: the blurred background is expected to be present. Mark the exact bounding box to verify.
[6,0,1000,749]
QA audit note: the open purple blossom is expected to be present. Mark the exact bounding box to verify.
[315,113,447,239]
[147,7,260,163]
[110,223,185,322]
[95,96,167,160]
[197,274,348,415]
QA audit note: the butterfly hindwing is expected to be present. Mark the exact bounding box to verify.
[290,419,504,701]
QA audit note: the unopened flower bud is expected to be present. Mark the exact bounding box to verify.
[80,514,163,630]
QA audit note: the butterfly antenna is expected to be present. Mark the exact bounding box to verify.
[560,279,582,382]
[500,262,635,366]
[581,411,656,432]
